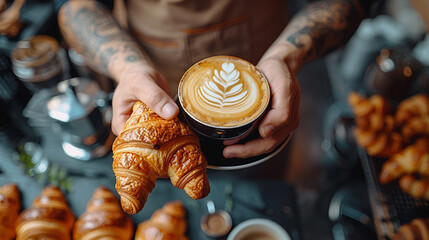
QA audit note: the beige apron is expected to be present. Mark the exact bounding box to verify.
[125,0,287,96]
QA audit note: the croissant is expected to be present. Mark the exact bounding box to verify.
[395,94,429,126]
[353,112,396,133]
[354,128,403,158]
[348,92,390,119]
[73,186,133,240]
[414,137,429,150]
[401,116,429,141]
[135,201,188,240]
[15,185,75,240]
[349,92,402,157]
[0,183,21,240]
[112,101,210,214]
[352,114,396,148]
[393,217,429,240]
[379,138,429,184]
[399,175,429,201]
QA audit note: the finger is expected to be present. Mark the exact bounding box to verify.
[111,90,135,135]
[223,136,279,159]
[223,138,241,146]
[223,124,294,159]
[135,80,179,120]
[223,128,254,146]
[259,92,299,138]
[259,78,300,138]
[111,112,129,136]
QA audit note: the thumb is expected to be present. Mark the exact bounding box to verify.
[137,80,179,120]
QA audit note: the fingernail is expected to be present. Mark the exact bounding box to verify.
[261,125,274,137]
[223,151,235,159]
[162,102,177,117]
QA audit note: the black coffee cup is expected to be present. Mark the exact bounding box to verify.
[178,55,270,140]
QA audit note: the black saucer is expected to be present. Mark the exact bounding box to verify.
[200,130,292,170]
[176,105,291,170]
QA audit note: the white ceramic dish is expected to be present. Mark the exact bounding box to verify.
[227,218,291,240]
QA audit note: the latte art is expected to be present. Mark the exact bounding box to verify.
[198,62,251,109]
[179,56,270,128]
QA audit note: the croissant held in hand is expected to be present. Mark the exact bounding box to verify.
[135,201,188,240]
[73,186,133,240]
[0,183,21,240]
[15,185,75,240]
[112,101,210,214]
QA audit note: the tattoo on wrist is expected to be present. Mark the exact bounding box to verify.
[286,0,364,60]
[99,47,119,73]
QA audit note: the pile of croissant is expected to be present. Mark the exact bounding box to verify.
[0,183,189,240]
[349,92,429,200]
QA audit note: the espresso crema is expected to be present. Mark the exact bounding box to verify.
[179,56,270,127]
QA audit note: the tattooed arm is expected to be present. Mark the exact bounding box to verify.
[223,0,366,158]
[263,0,365,73]
[58,1,178,135]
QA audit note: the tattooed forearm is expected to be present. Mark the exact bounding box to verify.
[58,1,146,77]
[284,0,365,62]
[99,47,119,72]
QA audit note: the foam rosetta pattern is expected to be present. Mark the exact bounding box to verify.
[180,56,269,127]
[198,62,254,109]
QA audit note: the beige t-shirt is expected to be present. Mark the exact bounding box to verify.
[124,0,287,95]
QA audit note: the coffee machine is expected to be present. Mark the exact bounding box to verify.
[47,78,114,161]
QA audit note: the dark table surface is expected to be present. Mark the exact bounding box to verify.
[0,130,302,240]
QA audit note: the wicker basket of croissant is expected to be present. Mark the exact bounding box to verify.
[349,92,429,202]
[349,92,429,238]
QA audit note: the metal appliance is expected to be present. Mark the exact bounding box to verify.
[47,78,114,161]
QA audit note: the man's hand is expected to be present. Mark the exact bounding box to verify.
[222,57,301,158]
[57,1,179,136]
[111,64,179,135]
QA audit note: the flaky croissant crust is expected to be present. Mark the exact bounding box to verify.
[0,183,21,240]
[112,101,210,214]
[73,187,133,240]
[135,201,188,240]
[15,186,75,240]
